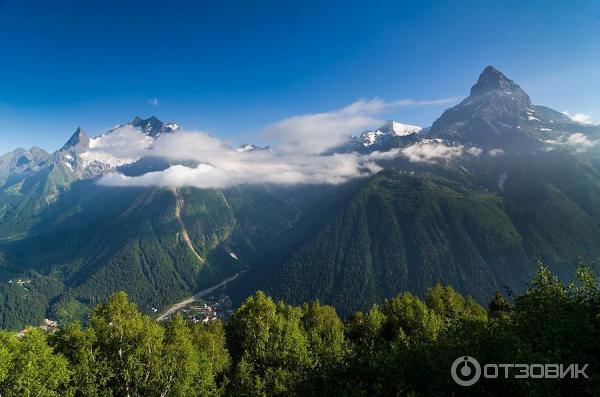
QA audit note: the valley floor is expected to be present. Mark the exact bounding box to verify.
[156,270,246,322]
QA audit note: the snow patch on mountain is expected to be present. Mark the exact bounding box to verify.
[56,117,180,178]
[237,143,269,153]
[382,120,423,136]
[359,120,422,147]
[360,130,386,146]
[164,123,179,131]
[85,126,154,166]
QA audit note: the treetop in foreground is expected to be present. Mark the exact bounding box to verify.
[0,264,598,396]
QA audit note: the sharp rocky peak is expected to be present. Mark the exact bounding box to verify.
[426,66,541,147]
[130,116,179,137]
[62,127,90,151]
[471,66,512,95]
[467,66,531,107]
[131,116,159,128]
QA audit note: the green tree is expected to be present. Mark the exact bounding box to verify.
[0,329,70,397]
[89,292,164,396]
[159,315,200,397]
[190,320,230,395]
[50,323,111,396]
[0,337,10,389]
[488,290,512,318]
[301,301,348,395]
[344,306,387,396]
[426,284,487,322]
[509,265,600,395]
[226,291,310,396]
[383,292,444,344]
[302,301,347,366]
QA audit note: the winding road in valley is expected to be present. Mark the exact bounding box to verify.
[157,189,245,322]
[156,270,246,322]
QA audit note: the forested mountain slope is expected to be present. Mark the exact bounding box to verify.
[0,180,301,328]
[2,67,600,328]
[265,152,600,315]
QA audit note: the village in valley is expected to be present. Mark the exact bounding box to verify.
[164,294,234,324]
[16,291,234,337]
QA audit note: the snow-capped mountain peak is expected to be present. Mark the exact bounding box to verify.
[237,143,270,152]
[130,116,180,137]
[164,122,180,132]
[55,117,181,179]
[379,120,423,136]
[359,120,422,147]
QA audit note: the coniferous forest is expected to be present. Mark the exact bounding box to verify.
[0,264,597,396]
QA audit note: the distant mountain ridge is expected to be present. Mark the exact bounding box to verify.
[2,67,600,327]
[0,147,49,186]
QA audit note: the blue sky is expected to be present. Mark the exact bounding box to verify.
[0,0,599,154]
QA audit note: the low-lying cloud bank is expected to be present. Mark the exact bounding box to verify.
[97,98,467,189]
[400,140,465,164]
[566,132,597,152]
[544,132,597,153]
[97,136,472,189]
[99,148,395,188]
[563,111,600,126]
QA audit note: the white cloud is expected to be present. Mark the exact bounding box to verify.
[262,97,457,155]
[149,97,159,106]
[82,126,154,167]
[488,148,505,157]
[96,98,459,189]
[400,141,464,164]
[542,132,597,153]
[261,99,382,155]
[98,132,392,188]
[562,111,599,125]
[467,147,483,157]
[566,132,596,152]
[98,134,464,188]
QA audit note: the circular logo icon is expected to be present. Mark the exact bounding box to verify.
[451,356,481,386]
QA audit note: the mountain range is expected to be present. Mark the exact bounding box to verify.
[2,66,600,328]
